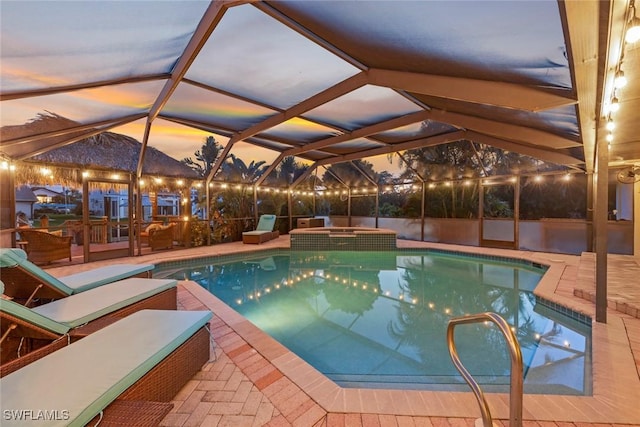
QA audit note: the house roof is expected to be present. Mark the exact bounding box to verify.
[15,185,38,203]
[1,1,638,181]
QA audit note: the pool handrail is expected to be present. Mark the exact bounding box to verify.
[447,312,523,427]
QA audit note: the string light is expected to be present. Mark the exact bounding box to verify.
[605,118,615,131]
[614,70,627,88]
[626,2,640,43]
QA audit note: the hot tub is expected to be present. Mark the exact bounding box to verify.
[289,227,397,251]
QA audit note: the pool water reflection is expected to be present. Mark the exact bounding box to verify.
[164,250,591,395]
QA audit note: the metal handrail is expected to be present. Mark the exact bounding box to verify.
[447,312,523,427]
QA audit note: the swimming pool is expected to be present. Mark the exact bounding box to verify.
[161,249,591,395]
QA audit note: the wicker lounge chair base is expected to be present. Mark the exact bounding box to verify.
[0,310,212,427]
[0,286,177,374]
[87,401,174,427]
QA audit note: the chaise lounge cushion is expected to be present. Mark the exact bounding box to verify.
[30,278,177,328]
[57,264,154,293]
[0,248,154,298]
[0,309,212,427]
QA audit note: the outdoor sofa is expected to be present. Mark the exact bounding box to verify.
[0,309,212,426]
[0,248,153,305]
[0,277,177,375]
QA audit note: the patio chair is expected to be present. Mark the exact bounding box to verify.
[0,248,154,305]
[15,228,72,264]
[0,277,177,375]
[242,214,280,244]
[0,309,212,427]
[147,223,175,251]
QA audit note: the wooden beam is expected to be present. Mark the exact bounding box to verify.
[148,1,249,121]
[313,130,468,167]
[423,108,581,149]
[1,113,147,147]
[368,68,576,112]
[465,131,584,165]
[283,110,433,157]
[0,74,168,101]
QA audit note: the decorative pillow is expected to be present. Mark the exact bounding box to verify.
[49,230,63,237]
[145,223,162,233]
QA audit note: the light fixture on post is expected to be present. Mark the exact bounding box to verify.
[627,1,640,43]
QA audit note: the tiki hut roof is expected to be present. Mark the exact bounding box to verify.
[29,130,200,180]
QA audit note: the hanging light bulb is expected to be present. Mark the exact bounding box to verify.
[609,96,620,113]
[606,118,615,131]
[626,5,640,43]
[614,70,627,88]
[606,133,614,142]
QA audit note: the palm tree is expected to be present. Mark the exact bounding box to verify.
[210,154,270,241]
[181,136,224,178]
[221,154,268,183]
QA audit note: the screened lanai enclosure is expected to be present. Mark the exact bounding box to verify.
[1,2,639,320]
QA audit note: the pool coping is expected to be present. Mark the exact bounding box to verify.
[162,242,640,424]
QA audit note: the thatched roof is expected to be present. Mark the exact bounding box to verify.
[29,130,200,179]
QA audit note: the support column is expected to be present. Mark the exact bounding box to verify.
[420,182,425,241]
[586,173,594,251]
[594,125,608,323]
[514,175,520,250]
[635,179,640,260]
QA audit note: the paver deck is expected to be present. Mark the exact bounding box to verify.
[44,237,640,427]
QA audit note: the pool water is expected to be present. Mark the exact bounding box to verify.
[163,250,591,395]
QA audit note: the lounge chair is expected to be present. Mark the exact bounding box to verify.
[0,248,154,305]
[14,228,72,264]
[0,277,177,375]
[242,214,280,244]
[0,309,212,427]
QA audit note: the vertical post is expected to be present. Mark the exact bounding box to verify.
[595,124,608,323]
[375,185,379,228]
[514,175,520,250]
[288,189,293,232]
[253,186,258,225]
[82,178,90,263]
[127,176,134,256]
[134,180,141,255]
[347,188,352,227]
[478,179,484,246]
[421,182,425,241]
[635,179,640,259]
[1,163,16,247]
[586,173,594,251]
[205,181,210,246]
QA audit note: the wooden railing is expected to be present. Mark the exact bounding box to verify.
[61,217,109,244]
